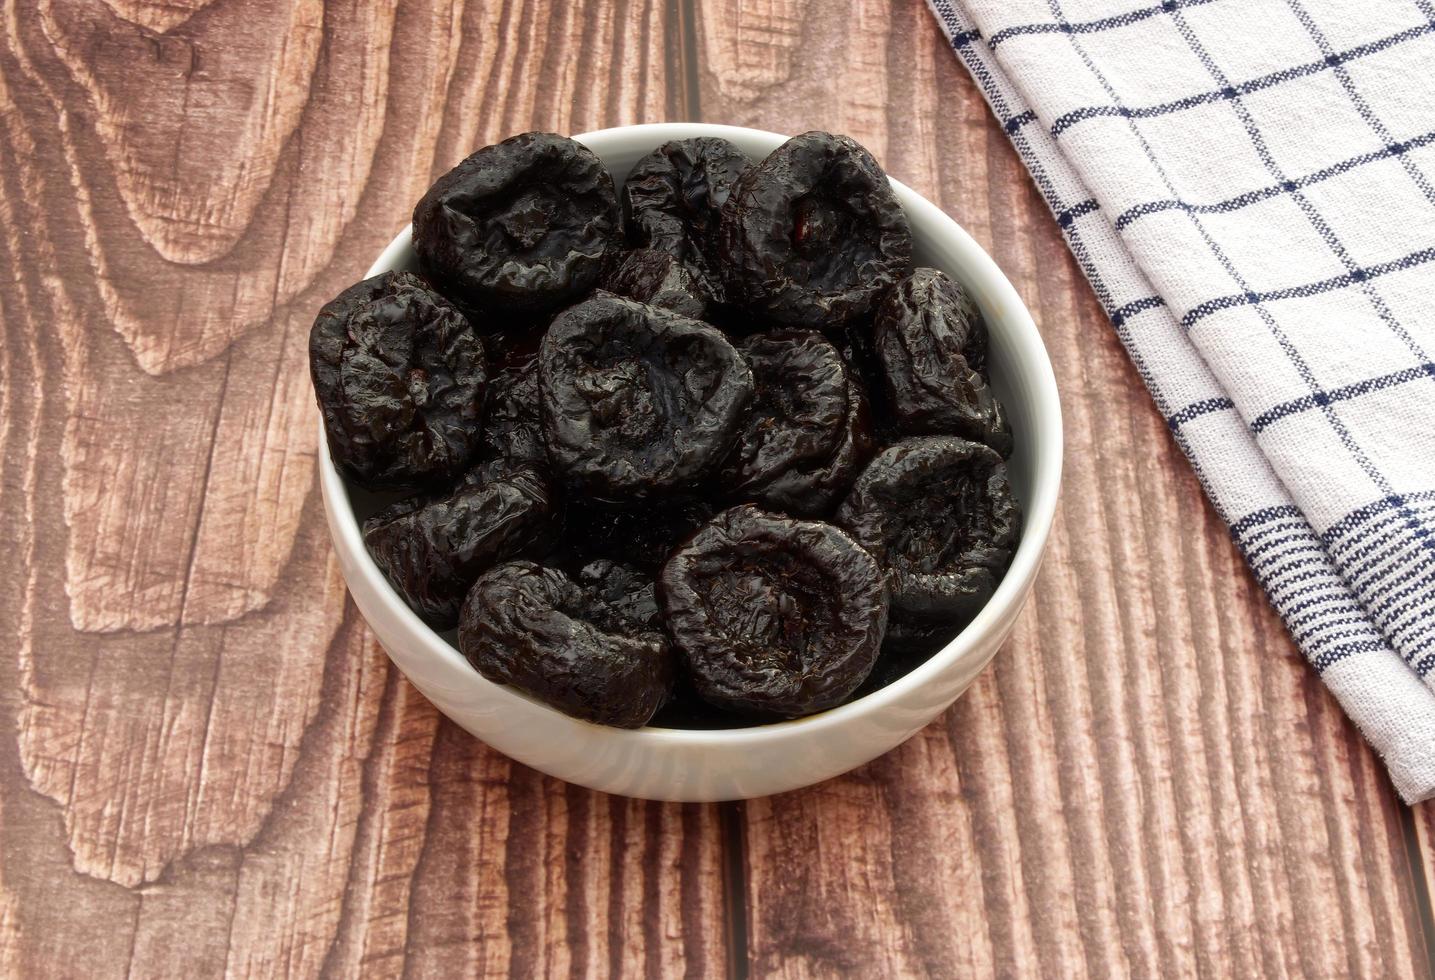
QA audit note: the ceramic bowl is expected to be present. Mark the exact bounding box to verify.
[318,122,1062,801]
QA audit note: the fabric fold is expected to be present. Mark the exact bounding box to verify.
[926,0,1435,801]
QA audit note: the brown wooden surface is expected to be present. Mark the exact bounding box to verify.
[0,1,1431,976]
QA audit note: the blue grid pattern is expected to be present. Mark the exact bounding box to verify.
[927,0,1435,800]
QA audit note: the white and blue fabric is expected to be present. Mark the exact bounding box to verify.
[925,0,1435,801]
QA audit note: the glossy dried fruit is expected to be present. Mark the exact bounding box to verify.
[539,294,754,498]
[413,132,620,314]
[660,505,888,717]
[622,137,751,301]
[478,331,547,467]
[311,271,486,490]
[873,268,1010,455]
[363,461,555,628]
[459,560,672,727]
[719,330,873,515]
[836,436,1019,623]
[603,248,709,320]
[565,496,715,572]
[953,278,989,376]
[718,131,912,327]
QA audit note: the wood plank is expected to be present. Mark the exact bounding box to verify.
[694,1,1432,976]
[0,0,726,975]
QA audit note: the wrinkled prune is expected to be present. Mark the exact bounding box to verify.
[363,461,555,628]
[565,496,715,572]
[603,248,709,320]
[954,280,989,376]
[459,560,672,727]
[622,137,751,301]
[413,133,620,314]
[478,331,547,467]
[718,132,912,327]
[873,268,1011,455]
[836,436,1019,623]
[311,271,486,490]
[719,331,873,515]
[539,294,754,498]
[659,505,888,717]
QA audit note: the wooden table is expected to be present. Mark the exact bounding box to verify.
[3,1,1433,976]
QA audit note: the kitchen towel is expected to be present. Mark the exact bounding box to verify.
[925,0,1435,801]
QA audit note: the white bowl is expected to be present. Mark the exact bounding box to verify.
[318,123,1062,801]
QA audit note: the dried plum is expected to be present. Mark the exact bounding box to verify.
[311,271,486,490]
[413,132,620,314]
[718,132,912,327]
[622,137,751,301]
[603,248,709,320]
[363,460,555,628]
[718,330,873,515]
[659,505,888,717]
[459,560,672,727]
[478,331,547,467]
[953,280,989,376]
[836,436,1019,623]
[565,496,715,572]
[873,268,1010,455]
[539,294,754,498]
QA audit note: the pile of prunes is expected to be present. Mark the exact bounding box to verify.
[310,131,1021,729]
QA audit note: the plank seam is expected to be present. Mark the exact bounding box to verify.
[717,802,749,980]
[675,0,702,119]
[1398,805,1435,978]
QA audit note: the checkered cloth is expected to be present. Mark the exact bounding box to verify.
[925,0,1435,801]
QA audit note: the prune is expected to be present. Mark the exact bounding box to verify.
[873,268,1011,455]
[718,331,874,515]
[718,132,912,327]
[363,460,555,628]
[603,248,709,320]
[539,294,754,498]
[459,560,672,728]
[622,137,751,301]
[310,271,486,490]
[954,280,989,376]
[477,331,547,467]
[412,132,620,314]
[659,505,888,717]
[836,436,1019,623]
[565,496,715,572]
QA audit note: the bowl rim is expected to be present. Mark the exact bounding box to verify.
[318,121,1063,747]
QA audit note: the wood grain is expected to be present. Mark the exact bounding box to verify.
[1,0,1431,975]
[694,1,1434,976]
[0,1,726,976]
